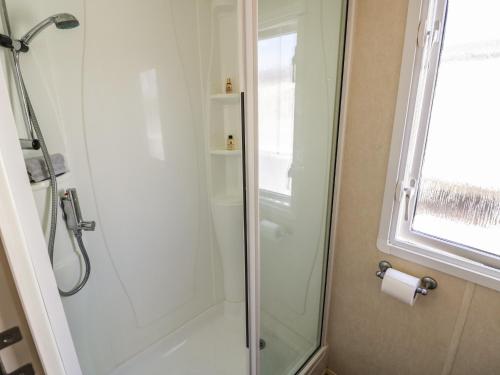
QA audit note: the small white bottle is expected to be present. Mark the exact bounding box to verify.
[225,78,233,94]
[226,135,236,150]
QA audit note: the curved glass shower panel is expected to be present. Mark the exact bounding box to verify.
[257,0,346,373]
[0,0,249,374]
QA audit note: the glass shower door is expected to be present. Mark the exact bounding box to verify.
[257,0,346,373]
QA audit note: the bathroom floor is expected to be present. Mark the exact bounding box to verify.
[110,303,248,375]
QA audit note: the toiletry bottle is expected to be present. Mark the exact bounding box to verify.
[227,135,235,150]
[225,78,233,94]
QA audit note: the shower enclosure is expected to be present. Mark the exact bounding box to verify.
[0,0,346,374]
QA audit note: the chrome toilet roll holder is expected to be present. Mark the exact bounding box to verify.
[376,260,438,296]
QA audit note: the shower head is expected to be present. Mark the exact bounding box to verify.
[54,13,80,29]
[20,13,79,46]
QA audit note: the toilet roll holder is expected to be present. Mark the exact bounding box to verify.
[376,261,437,296]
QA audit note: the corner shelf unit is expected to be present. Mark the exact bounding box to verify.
[205,0,244,204]
[203,0,246,306]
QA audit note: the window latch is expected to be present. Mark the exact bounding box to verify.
[403,186,413,221]
[431,20,442,45]
[417,3,443,48]
[396,180,416,221]
[417,20,430,48]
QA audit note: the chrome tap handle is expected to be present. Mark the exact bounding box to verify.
[61,188,96,234]
[80,220,96,231]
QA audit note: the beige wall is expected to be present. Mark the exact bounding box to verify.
[326,1,500,375]
[0,241,44,374]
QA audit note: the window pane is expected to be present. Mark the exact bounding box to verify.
[258,31,297,196]
[412,0,500,256]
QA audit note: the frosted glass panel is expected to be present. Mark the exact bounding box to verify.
[413,0,500,256]
[257,0,346,373]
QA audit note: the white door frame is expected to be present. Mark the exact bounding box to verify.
[0,61,81,374]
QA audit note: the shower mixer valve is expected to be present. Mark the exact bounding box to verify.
[61,188,96,234]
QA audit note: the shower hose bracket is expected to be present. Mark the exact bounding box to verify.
[0,33,28,52]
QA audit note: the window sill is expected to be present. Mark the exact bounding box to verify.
[377,235,500,292]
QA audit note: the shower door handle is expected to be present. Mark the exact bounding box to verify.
[240,91,250,349]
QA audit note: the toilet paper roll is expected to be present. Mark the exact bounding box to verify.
[381,268,421,306]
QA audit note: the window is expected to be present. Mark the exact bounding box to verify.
[379,0,500,289]
[258,26,297,201]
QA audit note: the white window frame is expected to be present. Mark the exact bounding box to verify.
[378,0,500,291]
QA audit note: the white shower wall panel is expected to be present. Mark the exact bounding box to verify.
[84,0,208,329]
